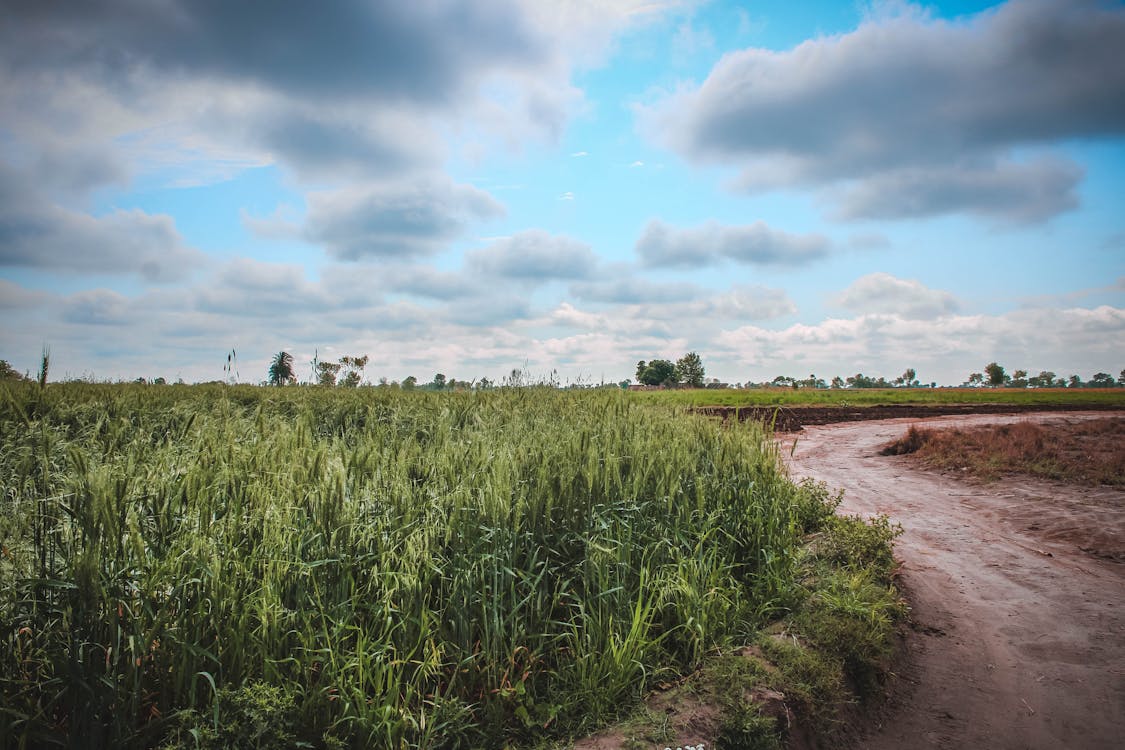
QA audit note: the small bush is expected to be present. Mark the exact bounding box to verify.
[815,515,902,577]
[160,681,315,750]
[717,707,782,750]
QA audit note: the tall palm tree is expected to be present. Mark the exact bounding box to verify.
[268,351,295,386]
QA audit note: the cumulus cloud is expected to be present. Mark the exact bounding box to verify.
[468,230,598,280]
[651,0,1125,221]
[62,288,133,325]
[832,273,959,320]
[301,180,504,260]
[714,305,1125,385]
[636,219,830,268]
[0,0,659,193]
[0,174,204,282]
[569,278,702,304]
[831,158,1082,223]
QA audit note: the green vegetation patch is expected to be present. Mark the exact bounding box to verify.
[561,482,905,750]
[634,387,1125,408]
[0,382,857,749]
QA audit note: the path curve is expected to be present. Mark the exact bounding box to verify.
[782,411,1125,750]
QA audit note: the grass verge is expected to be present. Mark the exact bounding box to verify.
[565,480,905,750]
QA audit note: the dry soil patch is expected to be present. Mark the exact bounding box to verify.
[783,411,1125,749]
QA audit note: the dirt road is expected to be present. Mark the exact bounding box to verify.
[782,412,1125,750]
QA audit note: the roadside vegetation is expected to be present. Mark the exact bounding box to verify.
[881,418,1125,486]
[0,382,902,749]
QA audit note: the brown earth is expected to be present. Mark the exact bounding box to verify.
[699,402,1124,432]
[782,411,1125,750]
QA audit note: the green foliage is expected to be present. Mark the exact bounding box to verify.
[675,352,706,388]
[635,359,676,386]
[0,383,818,748]
[717,708,782,750]
[315,360,341,386]
[267,351,295,385]
[0,359,28,381]
[814,515,902,577]
[984,362,1006,387]
[161,682,306,750]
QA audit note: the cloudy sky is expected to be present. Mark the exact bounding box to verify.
[2,0,1123,386]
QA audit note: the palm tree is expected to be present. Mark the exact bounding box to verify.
[268,351,295,386]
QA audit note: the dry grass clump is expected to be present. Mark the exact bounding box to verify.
[880,418,1125,486]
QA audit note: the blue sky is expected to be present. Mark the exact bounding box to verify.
[1,0,1122,386]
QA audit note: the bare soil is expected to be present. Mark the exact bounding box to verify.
[699,402,1124,432]
[783,411,1125,749]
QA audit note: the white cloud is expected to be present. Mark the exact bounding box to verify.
[832,273,959,320]
[468,231,598,280]
[636,219,830,268]
[0,198,205,282]
[714,305,1125,385]
[302,179,505,260]
[649,0,1125,221]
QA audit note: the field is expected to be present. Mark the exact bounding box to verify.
[634,387,1125,408]
[0,383,900,749]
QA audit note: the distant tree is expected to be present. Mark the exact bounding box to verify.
[1010,369,1028,388]
[1067,374,1082,388]
[316,361,341,386]
[1119,369,1125,386]
[431,373,447,390]
[830,376,845,389]
[794,374,826,389]
[1028,370,1057,388]
[846,373,888,388]
[402,375,417,390]
[895,368,917,387]
[153,377,167,385]
[984,362,1006,387]
[268,351,295,386]
[674,352,705,388]
[339,355,368,387]
[0,360,27,381]
[966,372,984,386]
[636,359,676,386]
[1088,372,1115,387]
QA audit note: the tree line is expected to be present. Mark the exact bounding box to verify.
[3,351,1122,390]
[962,363,1125,389]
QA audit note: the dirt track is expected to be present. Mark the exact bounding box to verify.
[782,412,1125,750]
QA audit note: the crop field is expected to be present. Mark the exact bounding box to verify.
[635,386,1125,408]
[0,383,887,749]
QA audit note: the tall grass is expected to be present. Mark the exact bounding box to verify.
[0,383,828,748]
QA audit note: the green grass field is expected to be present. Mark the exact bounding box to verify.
[1,382,900,749]
[633,386,1125,408]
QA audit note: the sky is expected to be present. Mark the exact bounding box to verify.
[1,0,1123,386]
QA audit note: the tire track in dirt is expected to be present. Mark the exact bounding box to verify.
[782,411,1125,750]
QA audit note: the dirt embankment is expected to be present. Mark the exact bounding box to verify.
[699,402,1123,432]
[783,412,1125,750]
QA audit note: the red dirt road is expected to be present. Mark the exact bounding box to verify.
[783,412,1125,750]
